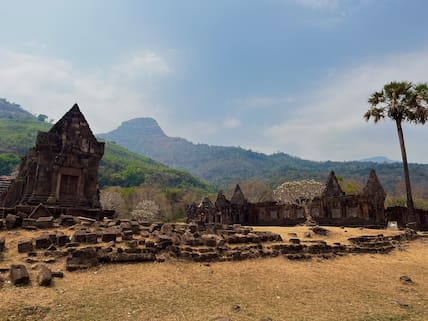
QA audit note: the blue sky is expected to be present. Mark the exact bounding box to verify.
[1,0,428,162]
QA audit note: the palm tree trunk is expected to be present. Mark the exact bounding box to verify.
[395,119,418,227]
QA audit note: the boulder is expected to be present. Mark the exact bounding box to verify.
[5,214,19,229]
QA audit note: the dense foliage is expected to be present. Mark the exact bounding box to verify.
[99,141,214,191]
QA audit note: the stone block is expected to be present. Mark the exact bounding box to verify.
[35,235,53,249]
[77,216,96,225]
[85,233,98,244]
[38,266,52,286]
[52,271,64,278]
[201,234,223,247]
[56,234,71,247]
[121,230,133,241]
[10,264,30,286]
[72,231,87,243]
[35,216,54,229]
[18,240,34,253]
[22,218,37,229]
[66,247,99,271]
[60,215,76,226]
[101,231,117,243]
[0,238,5,252]
[130,221,141,234]
[289,238,301,245]
[156,235,173,249]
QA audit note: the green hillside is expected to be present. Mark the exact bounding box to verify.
[0,98,37,122]
[100,117,428,196]
[99,141,213,191]
[0,103,212,193]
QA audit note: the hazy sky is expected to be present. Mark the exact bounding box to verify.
[1,0,428,162]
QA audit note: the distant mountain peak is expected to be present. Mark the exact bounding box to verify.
[359,156,399,164]
[115,117,167,137]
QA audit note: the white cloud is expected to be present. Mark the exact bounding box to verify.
[114,51,171,78]
[235,95,294,108]
[223,118,242,129]
[293,0,338,9]
[263,48,428,163]
[0,49,171,133]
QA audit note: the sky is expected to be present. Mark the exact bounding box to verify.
[1,0,428,163]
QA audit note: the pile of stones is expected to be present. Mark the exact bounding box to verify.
[0,216,420,287]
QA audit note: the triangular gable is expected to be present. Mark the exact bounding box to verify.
[49,103,97,141]
[215,191,230,208]
[230,184,246,205]
[363,169,386,197]
[199,197,214,209]
[29,203,52,219]
[322,171,345,197]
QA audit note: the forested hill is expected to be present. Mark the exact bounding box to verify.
[0,100,213,192]
[0,98,37,121]
[99,117,428,195]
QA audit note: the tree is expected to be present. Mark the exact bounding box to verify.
[273,179,324,224]
[229,180,274,203]
[37,114,48,122]
[364,81,428,227]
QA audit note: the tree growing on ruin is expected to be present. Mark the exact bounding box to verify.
[273,179,324,223]
[364,81,428,227]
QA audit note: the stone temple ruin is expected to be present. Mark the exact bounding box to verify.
[187,170,387,227]
[0,104,114,220]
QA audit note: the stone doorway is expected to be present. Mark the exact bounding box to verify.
[59,175,79,201]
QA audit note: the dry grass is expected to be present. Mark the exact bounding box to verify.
[252,225,402,245]
[0,227,426,321]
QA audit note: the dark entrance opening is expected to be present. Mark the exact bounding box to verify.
[59,175,79,201]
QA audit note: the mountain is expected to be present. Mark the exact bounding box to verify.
[99,117,428,195]
[359,156,398,164]
[0,98,37,121]
[0,100,213,192]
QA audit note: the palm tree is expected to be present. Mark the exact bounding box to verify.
[364,81,428,228]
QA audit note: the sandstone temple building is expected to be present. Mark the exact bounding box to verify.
[187,170,387,227]
[0,104,113,219]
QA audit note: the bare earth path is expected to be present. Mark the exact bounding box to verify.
[0,227,427,321]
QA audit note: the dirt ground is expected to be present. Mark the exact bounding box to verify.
[0,226,426,321]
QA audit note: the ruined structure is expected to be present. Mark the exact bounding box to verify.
[187,170,387,227]
[1,104,112,218]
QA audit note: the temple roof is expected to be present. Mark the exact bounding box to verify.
[230,184,247,205]
[49,103,97,141]
[322,171,345,197]
[362,169,386,197]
